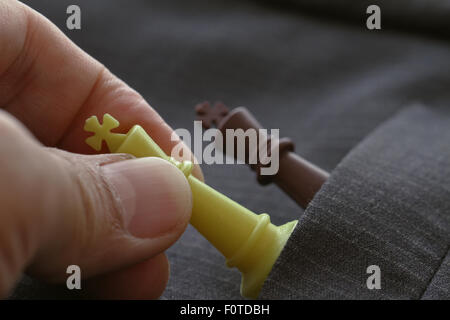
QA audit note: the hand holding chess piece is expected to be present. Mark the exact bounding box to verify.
[84,114,299,298]
[0,0,198,299]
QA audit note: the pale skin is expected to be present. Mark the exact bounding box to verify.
[0,0,203,298]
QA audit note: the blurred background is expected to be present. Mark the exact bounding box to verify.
[13,0,450,299]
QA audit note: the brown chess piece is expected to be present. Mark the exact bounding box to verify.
[195,101,329,209]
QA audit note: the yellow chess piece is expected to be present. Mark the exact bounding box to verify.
[84,113,298,298]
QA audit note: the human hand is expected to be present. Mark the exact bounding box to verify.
[0,0,202,299]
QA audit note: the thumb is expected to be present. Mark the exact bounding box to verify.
[0,111,192,297]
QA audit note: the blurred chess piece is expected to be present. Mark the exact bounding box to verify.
[196,101,329,209]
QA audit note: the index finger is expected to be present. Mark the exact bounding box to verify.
[0,0,203,179]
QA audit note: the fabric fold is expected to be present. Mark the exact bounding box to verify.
[261,105,450,299]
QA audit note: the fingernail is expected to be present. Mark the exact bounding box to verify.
[101,157,192,238]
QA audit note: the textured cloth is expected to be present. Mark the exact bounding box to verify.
[10,0,450,299]
[260,106,450,299]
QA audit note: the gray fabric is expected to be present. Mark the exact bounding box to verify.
[10,0,450,299]
[260,105,450,299]
[422,251,450,299]
[263,0,450,36]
